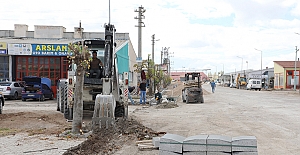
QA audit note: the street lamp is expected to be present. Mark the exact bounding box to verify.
[294,32,300,91]
[254,48,263,87]
[237,56,243,72]
[246,61,248,70]
[151,34,160,64]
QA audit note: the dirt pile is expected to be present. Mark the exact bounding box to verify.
[156,102,179,109]
[63,117,159,155]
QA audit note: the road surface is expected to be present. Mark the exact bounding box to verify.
[118,83,300,155]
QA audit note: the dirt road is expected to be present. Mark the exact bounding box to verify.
[116,83,300,155]
[1,82,300,155]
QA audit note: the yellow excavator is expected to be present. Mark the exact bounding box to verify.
[236,73,247,89]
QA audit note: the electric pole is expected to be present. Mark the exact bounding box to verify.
[134,6,146,67]
[294,46,298,91]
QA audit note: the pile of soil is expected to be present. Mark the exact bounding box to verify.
[63,117,159,155]
[156,102,179,109]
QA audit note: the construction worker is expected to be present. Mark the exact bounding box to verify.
[128,86,135,105]
[139,80,147,104]
[89,51,103,78]
[210,81,216,93]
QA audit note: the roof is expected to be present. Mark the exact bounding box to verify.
[274,61,300,68]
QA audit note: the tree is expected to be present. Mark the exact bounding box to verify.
[67,43,91,134]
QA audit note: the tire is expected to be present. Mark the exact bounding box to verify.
[50,93,54,100]
[200,95,204,103]
[0,99,2,114]
[186,96,189,103]
[14,92,18,100]
[40,95,45,101]
[22,98,26,101]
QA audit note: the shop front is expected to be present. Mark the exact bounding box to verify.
[0,42,9,82]
[9,43,69,98]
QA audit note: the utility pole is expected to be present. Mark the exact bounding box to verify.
[151,34,155,63]
[294,46,298,91]
[134,6,146,72]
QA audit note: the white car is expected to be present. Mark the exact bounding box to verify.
[230,83,236,88]
[0,82,25,99]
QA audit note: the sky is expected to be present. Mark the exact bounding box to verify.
[2,0,300,74]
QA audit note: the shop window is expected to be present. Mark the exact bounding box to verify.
[39,58,44,64]
[45,58,49,64]
[0,57,9,81]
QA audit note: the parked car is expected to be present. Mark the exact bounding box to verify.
[0,92,4,114]
[0,81,24,99]
[22,76,54,101]
[230,83,237,88]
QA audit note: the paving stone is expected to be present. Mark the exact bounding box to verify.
[232,152,258,155]
[153,137,161,147]
[160,133,186,153]
[183,135,208,152]
[207,135,232,152]
[207,152,232,155]
[232,136,257,152]
[159,150,183,155]
[183,151,206,155]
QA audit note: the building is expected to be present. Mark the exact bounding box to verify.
[274,61,300,89]
[170,71,208,81]
[0,24,138,97]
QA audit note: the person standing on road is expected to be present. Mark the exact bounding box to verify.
[128,86,135,105]
[139,80,147,105]
[210,81,216,93]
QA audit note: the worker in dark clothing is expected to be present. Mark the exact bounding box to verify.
[154,90,162,104]
[89,51,103,78]
[128,86,135,105]
[139,80,147,104]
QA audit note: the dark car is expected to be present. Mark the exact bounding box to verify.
[22,76,54,101]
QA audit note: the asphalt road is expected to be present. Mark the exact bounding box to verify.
[125,83,300,155]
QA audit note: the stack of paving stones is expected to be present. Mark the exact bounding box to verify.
[232,136,258,155]
[159,133,186,155]
[159,134,258,155]
[183,135,208,155]
[207,135,232,155]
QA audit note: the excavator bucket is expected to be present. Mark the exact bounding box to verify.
[92,94,116,130]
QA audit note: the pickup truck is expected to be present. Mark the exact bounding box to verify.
[0,92,4,114]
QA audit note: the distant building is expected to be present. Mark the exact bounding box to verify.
[274,61,300,89]
[170,71,208,81]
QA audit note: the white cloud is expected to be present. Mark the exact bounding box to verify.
[1,0,300,74]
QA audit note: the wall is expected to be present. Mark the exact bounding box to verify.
[274,62,285,89]
[34,25,65,38]
[128,40,137,86]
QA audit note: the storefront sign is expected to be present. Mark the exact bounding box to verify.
[0,42,7,54]
[8,44,32,55]
[31,44,68,56]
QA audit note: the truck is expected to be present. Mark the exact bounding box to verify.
[57,23,128,123]
[181,72,204,103]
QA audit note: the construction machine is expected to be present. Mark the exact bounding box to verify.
[57,23,128,124]
[236,73,247,89]
[181,72,204,103]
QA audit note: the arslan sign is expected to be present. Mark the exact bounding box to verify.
[31,44,68,56]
